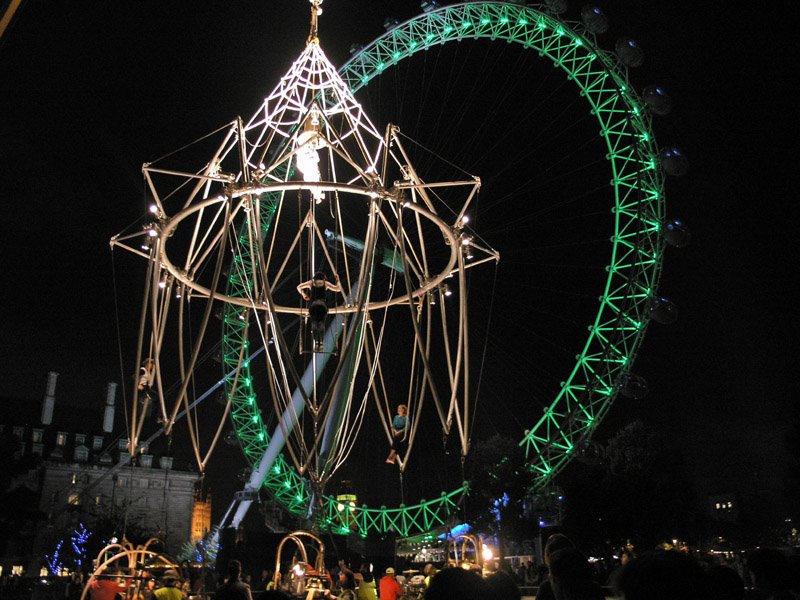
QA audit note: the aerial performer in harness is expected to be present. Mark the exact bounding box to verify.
[136,357,155,418]
[297,271,342,352]
[385,404,408,465]
[137,357,155,396]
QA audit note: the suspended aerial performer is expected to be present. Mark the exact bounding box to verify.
[137,357,155,397]
[385,404,408,465]
[297,271,342,352]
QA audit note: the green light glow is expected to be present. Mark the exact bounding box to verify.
[221,1,666,536]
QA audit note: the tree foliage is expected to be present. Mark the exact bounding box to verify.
[0,431,46,554]
[463,434,534,552]
[559,420,702,550]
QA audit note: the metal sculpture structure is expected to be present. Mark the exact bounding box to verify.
[111,0,496,531]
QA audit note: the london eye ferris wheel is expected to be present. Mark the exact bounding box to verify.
[110,0,687,538]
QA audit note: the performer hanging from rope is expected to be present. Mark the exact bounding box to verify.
[297,271,342,352]
[137,357,155,417]
[385,404,408,465]
[138,358,155,397]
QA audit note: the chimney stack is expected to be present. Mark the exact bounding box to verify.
[41,371,59,425]
[103,382,118,433]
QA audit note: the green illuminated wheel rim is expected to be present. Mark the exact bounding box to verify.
[224,2,666,537]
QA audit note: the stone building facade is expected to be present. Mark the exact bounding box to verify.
[0,372,199,574]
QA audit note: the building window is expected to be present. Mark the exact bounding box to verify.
[160,456,174,470]
[75,434,86,446]
[118,438,129,451]
[13,426,25,440]
[56,432,68,447]
[68,493,80,506]
[95,495,103,506]
[32,429,44,443]
[139,455,153,468]
[75,446,89,462]
[32,443,44,456]
[93,436,104,451]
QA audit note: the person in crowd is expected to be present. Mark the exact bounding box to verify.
[524,560,538,586]
[747,547,798,600]
[534,533,577,600]
[422,563,438,588]
[356,564,377,600]
[424,567,491,600]
[486,570,522,600]
[215,560,254,600]
[379,567,404,600]
[606,549,635,589]
[385,404,409,465]
[547,548,604,600]
[154,570,183,600]
[260,592,293,600]
[65,571,84,600]
[614,549,709,600]
[87,567,131,600]
[705,565,745,600]
[325,570,357,600]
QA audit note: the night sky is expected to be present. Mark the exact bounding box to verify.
[1,1,798,520]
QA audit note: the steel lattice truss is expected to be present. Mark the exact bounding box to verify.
[223,1,665,537]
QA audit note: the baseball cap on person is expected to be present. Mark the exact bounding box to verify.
[385,567,395,575]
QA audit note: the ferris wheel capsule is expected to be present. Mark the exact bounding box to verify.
[659,147,689,177]
[663,219,691,248]
[618,373,648,399]
[545,0,569,16]
[615,37,644,68]
[648,296,678,324]
[643,85,673,116]
[581,5,609,35]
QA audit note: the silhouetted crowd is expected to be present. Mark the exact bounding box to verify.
[8,535,800,600]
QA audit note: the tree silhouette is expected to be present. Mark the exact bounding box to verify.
[463,433,533,556]
[0,430,46,556]
[560,420,701,550]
